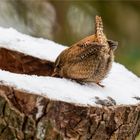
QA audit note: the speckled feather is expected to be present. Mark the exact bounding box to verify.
[53,16,117,85]
[95,16,107,45]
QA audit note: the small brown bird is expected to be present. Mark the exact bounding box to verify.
[53,16,118,87]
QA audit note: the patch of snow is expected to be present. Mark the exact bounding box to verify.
[0,27,139,106]
[0,27,66,61]
[0,63,140,106]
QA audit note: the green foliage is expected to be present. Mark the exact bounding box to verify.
[136,133,140,140]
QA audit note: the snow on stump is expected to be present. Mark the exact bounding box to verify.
[0,27,140,140]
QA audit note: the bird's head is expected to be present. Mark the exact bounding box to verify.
[107,40,118,51]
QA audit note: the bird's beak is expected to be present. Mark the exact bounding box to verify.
[107,40,118,51]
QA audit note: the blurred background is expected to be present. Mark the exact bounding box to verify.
[0,0,139,77]
[0,0,139,139]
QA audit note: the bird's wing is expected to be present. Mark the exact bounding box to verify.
[59,42,104,80]
[75,42,104,61]
[56,42,104,65]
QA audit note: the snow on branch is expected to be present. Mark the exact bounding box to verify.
[0,27,140,106]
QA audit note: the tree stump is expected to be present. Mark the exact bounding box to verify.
[0,84,139,140]
[0,48,54,76]
[0,28,139,140]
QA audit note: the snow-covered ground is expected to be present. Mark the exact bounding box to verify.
[0,27,140,106]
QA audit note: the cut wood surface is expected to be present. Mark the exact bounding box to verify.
[0,48,54,76]
[0,27,140,140]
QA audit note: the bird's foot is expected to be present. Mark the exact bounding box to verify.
[96,82,105,88]
[75,80,85,85]
[51,72,61,78]
[51,72,57,77]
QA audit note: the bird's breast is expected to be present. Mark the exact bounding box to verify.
[92,53,113,82]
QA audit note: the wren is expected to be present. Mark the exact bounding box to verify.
[53,16,118,87]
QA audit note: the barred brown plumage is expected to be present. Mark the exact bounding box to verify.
[52,16,118,87]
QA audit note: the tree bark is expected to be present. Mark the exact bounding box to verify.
[0,47,140,140]
[0,84,139,140]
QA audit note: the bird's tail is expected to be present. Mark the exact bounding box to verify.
[95,16,107,45]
